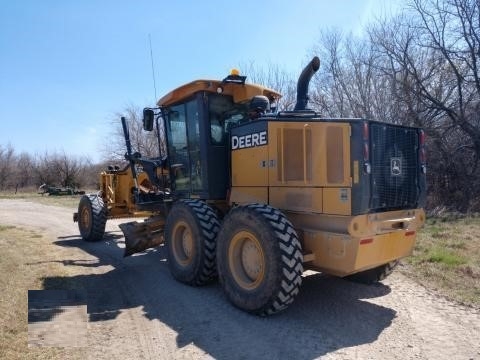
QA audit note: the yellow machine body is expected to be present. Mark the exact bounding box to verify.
[230,120,425,276]
[157,78,280,107]
[99,166,154,219]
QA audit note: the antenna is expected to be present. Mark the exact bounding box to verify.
[148,33,157,102]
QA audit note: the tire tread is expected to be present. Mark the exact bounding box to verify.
[79,194,107,242]
[218,203,303,315]
[169,200,220,285]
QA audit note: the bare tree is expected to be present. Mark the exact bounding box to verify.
[368,0,480,210]
[239,61,297,111]
[309,29,404,122]
[0,144,15,190]
[14,152,35,189]
[33,151,58,187]
[103,105,162,161]
[31,151,92,189]
[50,151,91,188]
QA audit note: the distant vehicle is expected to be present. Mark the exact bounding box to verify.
[38,184,85,196]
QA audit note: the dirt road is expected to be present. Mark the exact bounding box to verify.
[2,199,479,359]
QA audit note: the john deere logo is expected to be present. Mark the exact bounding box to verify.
[391,157,402,176]
[231,131,267,150]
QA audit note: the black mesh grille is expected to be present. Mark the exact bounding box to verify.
[370,123,419,210]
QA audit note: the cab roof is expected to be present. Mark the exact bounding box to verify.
[157,79,282,107]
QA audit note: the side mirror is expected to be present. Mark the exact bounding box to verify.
[143,109,155,131]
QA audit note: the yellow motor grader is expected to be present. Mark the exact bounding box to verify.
[74,57,426,315]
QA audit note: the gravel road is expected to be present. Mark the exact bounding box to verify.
[2,199,479,360]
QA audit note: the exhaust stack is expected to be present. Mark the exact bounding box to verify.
[294,56,320,111]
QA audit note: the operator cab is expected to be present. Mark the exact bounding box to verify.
[143,73,281,201]
[163,92,248,199]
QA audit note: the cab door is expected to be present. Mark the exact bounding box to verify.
[166,98,203,196]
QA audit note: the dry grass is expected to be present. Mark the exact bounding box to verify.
[0,226,85,359]
[0,191,83,209]
[401,215,480,308]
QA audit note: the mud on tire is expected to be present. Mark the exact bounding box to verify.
[344,260,399,284]
[216,204,303,316]
[165,200,220,286]
[78,194,107,242]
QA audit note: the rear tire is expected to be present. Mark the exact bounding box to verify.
[217,204,303,315]
[165,200,220,285]
[344,260,399,284]
[78,194,107,242]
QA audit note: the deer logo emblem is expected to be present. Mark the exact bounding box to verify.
[391,157,402,176]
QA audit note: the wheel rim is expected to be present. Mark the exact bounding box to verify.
[80,205,91,231]
[172,220,195,266]
[228,230,265,290]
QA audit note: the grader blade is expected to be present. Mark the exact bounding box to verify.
[119,217,165,257]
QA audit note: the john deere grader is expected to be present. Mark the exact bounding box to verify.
[74,57,426,315]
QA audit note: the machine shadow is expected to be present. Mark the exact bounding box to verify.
[45,234,397,359]
[28,289,86,323]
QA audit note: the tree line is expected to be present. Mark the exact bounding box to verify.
[0,144,103,192]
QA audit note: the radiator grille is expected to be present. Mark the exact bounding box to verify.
[370,123,419,210]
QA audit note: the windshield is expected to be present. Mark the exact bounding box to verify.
[208,93,250,145]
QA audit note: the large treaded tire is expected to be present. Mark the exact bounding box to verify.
[344,260,399,284]
[216,204,303,316]
[78,194,107,242]
[165,200,220,286]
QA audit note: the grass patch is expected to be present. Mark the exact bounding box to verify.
[0,191,82,209]
[0,226,85,359]
[402,214,480,307]
[0,225,16,232]
[427,247,466,266]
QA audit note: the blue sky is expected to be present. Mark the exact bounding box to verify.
[0,0,400,162]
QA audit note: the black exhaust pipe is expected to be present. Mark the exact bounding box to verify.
[294,56,320,111]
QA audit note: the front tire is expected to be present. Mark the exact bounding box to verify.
[217,204,303,315]
[78,194,107,242]
[165,200,220,285]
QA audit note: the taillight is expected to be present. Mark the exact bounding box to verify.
[360,238,373,245]
[363,122,369,141]
[419,129,425,147]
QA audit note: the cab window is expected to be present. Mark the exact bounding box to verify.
[166,98,202,193]
[208,93,249,145]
